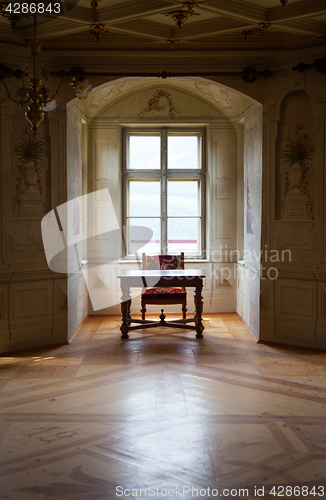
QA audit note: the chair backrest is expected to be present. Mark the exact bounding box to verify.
[142,253,184,270]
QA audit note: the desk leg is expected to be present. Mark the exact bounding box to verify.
[127,298,132,325]
[194,284,204,339]
[120,285,131,339]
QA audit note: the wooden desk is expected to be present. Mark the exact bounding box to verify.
[118,269,205,339]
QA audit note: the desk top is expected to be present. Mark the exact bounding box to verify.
[118,269,205,278]
[118,269,205,288]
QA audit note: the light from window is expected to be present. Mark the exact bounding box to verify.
[168,180,200,254]
[129,181,160,216]
[128,135,160,170]
[124,129,205,258]
[168,134,201,169]
[127,181,161,254]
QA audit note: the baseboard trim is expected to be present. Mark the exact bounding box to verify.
[69,315,89,343]
[259,331,326,351]
[236,313,259,343]
[255,339,326,352]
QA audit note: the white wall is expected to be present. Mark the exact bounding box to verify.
[66,102,89,340]
[237,105,263,339]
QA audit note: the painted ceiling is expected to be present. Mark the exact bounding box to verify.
[1,0,325,57]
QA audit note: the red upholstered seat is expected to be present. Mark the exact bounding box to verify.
[143,287,187,295]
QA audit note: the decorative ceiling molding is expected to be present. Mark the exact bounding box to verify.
[239,23,271,42]
[164,3,199,28]
[166,39,180,47]
[87,0,101,9]
[0,2,30,31]
[85,24,109,42]
[54,66,273,84]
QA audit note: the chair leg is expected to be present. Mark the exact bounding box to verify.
[141,300,146,320]
[182,302,187,320]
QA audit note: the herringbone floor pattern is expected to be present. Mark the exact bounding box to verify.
[0,314,326,499]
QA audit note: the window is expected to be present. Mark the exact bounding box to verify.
[123,128,206,258]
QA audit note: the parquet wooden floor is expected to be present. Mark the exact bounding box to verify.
[1,314,326,500]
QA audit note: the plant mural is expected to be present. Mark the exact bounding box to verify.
[281,123,315,167]
[138,89,178,117]
[13,127,46,213]
[281,123,315,219]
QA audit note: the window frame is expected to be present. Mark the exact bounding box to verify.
[122,127,206,259]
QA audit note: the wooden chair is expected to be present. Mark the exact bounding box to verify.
[141,253,187,320]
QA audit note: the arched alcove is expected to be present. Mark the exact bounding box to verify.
[66,76,263,340]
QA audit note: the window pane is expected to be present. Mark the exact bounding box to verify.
[127,218,160,255]
[168,135,201,169]
[168,218,200,254]
[129,181,160,217]
[168,181,199,217]
[128,135,161,170]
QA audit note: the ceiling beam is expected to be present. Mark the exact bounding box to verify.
[105,20,173,41]
[103,17,254,42]
[59,6,97,25]
[97,0,181,25]
[199,0,267,24]
[268,0,326,23]
[273,19,326,38]
[56,0,180,27]
[176,18,255,40]
[22,19,88,39]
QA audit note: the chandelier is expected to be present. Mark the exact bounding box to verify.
[0,14,92,134]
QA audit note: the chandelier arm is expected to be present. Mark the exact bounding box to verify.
[0,78,13,99]
[44,81,64,105]
[0,78,23,104]
[53,80,64,97]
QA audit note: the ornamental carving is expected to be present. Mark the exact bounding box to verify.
[10,232,44,252]
[276,229,315,250]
